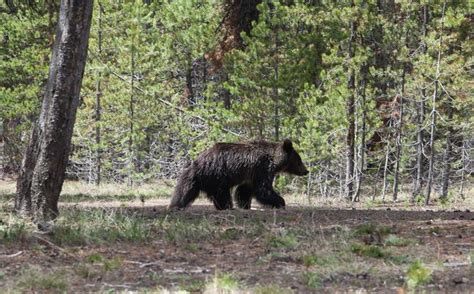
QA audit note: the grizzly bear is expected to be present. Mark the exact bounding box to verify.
[169,139,308,210]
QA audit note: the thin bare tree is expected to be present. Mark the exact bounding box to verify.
[95,1,103,185]
[412,5,428,201]
[425,1,447,204]
[345,0,356,200]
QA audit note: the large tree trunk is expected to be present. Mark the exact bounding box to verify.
[15,0,93,221]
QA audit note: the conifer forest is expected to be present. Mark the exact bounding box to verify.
[0,0,473,292]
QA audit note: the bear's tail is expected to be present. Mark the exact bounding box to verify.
[168,166,200,210]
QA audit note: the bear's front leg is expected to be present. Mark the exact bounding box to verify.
[211,188,234,210]
[253,175,285,209]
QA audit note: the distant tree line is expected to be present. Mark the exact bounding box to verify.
[1,0,472,206]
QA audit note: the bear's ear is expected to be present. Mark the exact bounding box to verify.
[282,139,293,153]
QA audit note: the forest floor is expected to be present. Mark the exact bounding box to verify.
[0,180,473,293]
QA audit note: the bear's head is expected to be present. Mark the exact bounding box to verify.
[281,139,309,176]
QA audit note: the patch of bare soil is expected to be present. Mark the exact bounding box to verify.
[1,205,473,292]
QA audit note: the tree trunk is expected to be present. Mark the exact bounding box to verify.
[128,39,135,187]
[440,94,453,198]
[345,0,356,200]
[353,66,367,202]
[273,25,280,142]
[412,5,428,201]
[392,65,406,201]
[458,139,466,199]
[15,0,93,221]
[95,1,103,186]
[425,1,446,205]
[381,142,390,202]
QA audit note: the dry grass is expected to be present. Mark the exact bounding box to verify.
[1,179,472,211]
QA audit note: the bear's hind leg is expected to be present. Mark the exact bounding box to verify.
[235,184,253,209]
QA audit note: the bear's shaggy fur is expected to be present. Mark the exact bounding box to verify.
[169,139,308,210]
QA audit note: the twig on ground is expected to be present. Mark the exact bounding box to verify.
[0,251,23,258]
[33,235,77,259]
[124,260,161,268]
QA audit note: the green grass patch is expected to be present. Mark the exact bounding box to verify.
[16,266,68,292]
[350,243,388,259]
[184,243,199,252]
[205,274,241,292]
[266,231,299,249]
[51,210,151,245]
[299,254,334,267]
[86,252,105,263]
[179,278,205,292]
[353,223,392,237]
[388,254,410,265]
[74,264,101,280]
[103,256,123,271]
[161,218,216,244]
[406,260,432,288]
[302,271,322,289]
[0,221,30,243]
[220,227,243,240]
[384,234,414,247]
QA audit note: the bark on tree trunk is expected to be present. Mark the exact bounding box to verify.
[15,0,93,221]
[392,65,406,201]
[273,25,280,142]
[412,5,428,201]
[458,139,466,199]
[353,66,367,202]
[440,94,453,198]
[128,40,135,187]
[425,1,446,205]
[95,1,103,186]
[382,141,390,202]
[345,1,356,200]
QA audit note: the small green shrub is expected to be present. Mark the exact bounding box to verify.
[302,272,322,289]
[205,274,241,292]
[1,222,29,243]
[350,244,388,259]
[300,254,335,267]
[220,227,242,240]
[86,253,104,263]
[75,264,100,279]
[16,266,68,291]
[52,225,87,245]
[406,260,432,288]
[414,194,425,205]
[103,256,122,271]
[388,255,410,265]
[353,223,391,237]
[384,235,413,247]
[267,232,298,249]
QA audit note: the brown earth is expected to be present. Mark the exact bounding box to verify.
[1,205,473,293]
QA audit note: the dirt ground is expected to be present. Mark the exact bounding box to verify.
[1,202,473,293]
